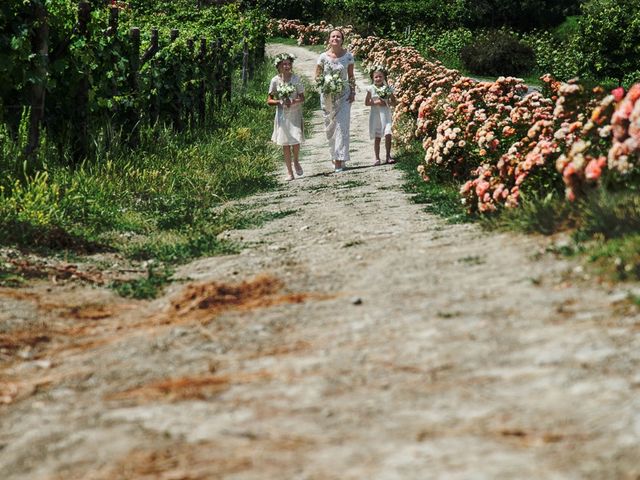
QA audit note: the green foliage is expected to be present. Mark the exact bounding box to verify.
[397,148,469,223]
[110,264,173,299]
[0,0,268,164]
[0,60,283,263]
[553,15,580,42]
[256,0,325,21]
[520,29,582,80]
[460,31,536,77]
[462,0,583,30]
[483,193,573,235]
[585,234,640,281]
[577,0,640,84]
[394,26,473,71]
[309,0,582,34]
[576,191,640,240]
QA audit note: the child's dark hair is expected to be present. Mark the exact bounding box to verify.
[369,67,388,82]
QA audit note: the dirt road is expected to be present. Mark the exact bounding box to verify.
[0,43,639,480]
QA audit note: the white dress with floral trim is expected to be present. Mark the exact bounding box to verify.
[316,51,354,163]
[368,85,393,139]
[269,74,304,146]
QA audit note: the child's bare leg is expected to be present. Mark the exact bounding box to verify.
[384,134,393,162]
[292,144,303,175]
[373,137,381,165]
[283,146,294,178]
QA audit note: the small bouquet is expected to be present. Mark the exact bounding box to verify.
[316,62,346,96]
[276,82,296,101]
[373,84,394,100]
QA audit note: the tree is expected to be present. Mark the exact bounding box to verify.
[577,0,640,84]
[463,0,584,31]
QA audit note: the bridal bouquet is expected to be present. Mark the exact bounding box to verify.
[316,63,346,96]
[276,82,296,101]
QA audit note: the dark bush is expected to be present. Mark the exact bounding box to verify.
[464,0,583,31]
[256,0,325,21]
[460,31,536,77]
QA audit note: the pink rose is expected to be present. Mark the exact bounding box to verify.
[612,87,626,102]
[475,180,490,197]
[585,156,607,181]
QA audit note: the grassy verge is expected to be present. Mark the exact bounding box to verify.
[482,188,640,282]
[396,141,640,283]
[0,60,307,297]
[395,146,469,224]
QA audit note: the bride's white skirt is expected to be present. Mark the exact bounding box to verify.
[321,87,352,163]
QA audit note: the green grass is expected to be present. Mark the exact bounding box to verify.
[0,60,310,297]
[110,265,174,300]
[269,36,299,47]
[396,147,469,223]
[481,192,573,235]
[481,186,640,282]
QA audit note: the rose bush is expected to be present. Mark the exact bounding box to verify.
[284,20,640,215]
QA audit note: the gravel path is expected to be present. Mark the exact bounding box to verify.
[0,43,638,480]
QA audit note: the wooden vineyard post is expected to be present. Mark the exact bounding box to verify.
[225,39,232,101]
[241,34,249,88]
[187,37,195,129]
[72,1,91,164]
[141,28,159,64]
[169,29,183,131]
[24,0,49,165]
[127,27,141,147]
[257,31,265,62]
[248,33,256,81]
[144,28,160,125]
[215,38,223,107]
[108,6,118,36]
[198,38,207,126]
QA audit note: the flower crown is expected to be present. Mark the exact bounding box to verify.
[367,64,388,75]
[273,52,296,68]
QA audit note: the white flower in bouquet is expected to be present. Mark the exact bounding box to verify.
[373,84,394,100]
[316,63,346,96]
[276,83,296,101]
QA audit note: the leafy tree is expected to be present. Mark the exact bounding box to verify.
[462,0,583,30]
[577,0,640,84]
[255,0,325,21]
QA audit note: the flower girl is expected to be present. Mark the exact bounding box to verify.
[267,52,305,181]
[364,65,397,165]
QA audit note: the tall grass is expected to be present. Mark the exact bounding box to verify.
[481,187,640,281]
[396,147,469,223]
[0,61,282,264]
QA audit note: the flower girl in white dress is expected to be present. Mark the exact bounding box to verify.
[364,65,397,165]
[268,53,305,181]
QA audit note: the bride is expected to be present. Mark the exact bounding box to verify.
[315,29,356,173]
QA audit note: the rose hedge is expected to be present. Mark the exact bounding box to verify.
[275,20,640,214]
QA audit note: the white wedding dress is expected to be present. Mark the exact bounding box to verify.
[317,51,354,164]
